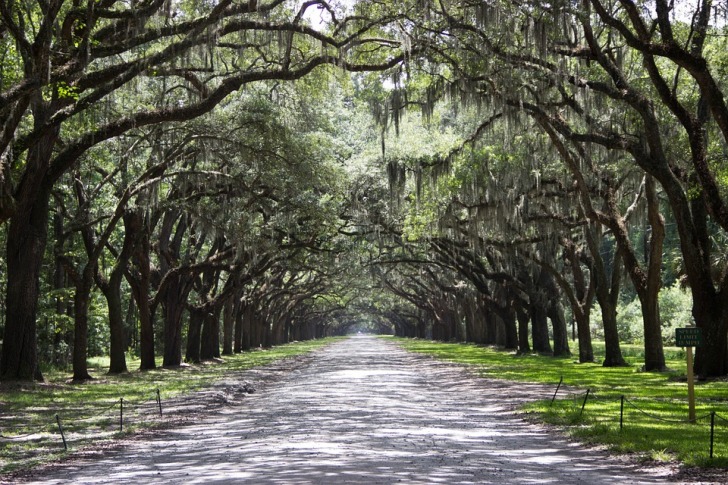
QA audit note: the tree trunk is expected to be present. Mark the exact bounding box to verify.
[271,315,286,346]
[530,299,552,354]
[185,307,204,363]
[234,302,245,353]
[131,230,155,370]
[1,189,50,381]
[200,308,220,360]
[97,211,143,375]
[253,308,265,348]
[71,273,94,381]
[639,290,666,371]
[162,274,190,366]
[474,299,489,344]
[484,307,497,345]
[680,172,728,377]
[540,269,570,356]
[222,297,236,355]
[601,175,666,371]
[463,298,475,343]
[574,309,594,363]
[600,296,627,366]
[103,270,129,374]
[0,104,62,382]
[284,316,292,344]
[587,226,627,367]
[549,302,571,357]
[694,294,728,376]
[503,289,521,350]
[516,308,531,353]
[502,307,519,350]
[640,176,667,371]
[450,306,464,342]
[596,246,628,366]
[569,245,595,363]
[417,315,427,339]
[126,296,137,351]
[241,304,253,351]
[263,319,272,347]
[52,211,68,366]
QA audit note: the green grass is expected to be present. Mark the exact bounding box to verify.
[393,337,728,468]
[0,338,336,474]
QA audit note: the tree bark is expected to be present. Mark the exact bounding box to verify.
[234,301,245,353]
[185,307,204,363]
[103,274,128,374]
[200,308,221,360]
[1,123,58,381]
[548,302,571,357]
[540,269,570,357]
[574,310,594,363]
[2,197,49,381]
[97,211,143,374]
[241,304,253,351]
[502,306,519,350]
[161,273,192,366]
[222,297,236,355]
[529,281,552,355]
[689,192,728,375]
[530,302,552,354]
[52,211,69,366]
[570,246,595,363]
[129,226,156,370]
[587,225,627,367]
[596,246,628,367]
[71,272,94,382]
[516,308,531,353]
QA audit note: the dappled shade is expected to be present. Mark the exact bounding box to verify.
[27,337,669,484]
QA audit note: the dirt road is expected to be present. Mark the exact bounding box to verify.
[21,336,679,484]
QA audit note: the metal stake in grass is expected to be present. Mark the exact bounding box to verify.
[550,376,563,406]
[156,388,163,417]
[119,398,124,433]
[55,414,67,451]
[620,395,624,430]
[580,389,590,416]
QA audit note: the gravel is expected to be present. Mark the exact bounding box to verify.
[11,336,719,484]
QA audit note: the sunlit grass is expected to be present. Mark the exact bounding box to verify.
[0,338,337,475]
[393,337,728,468]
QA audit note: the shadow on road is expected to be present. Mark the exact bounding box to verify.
[21,337,675,484]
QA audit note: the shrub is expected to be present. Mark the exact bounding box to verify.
[613,282,693,346]
[616,298,643,344]
[658,282,693,345]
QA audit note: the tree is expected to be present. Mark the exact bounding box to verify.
[0,0,412,380]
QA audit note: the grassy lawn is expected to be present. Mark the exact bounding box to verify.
[394,337,728,468]
[0,338,336,474]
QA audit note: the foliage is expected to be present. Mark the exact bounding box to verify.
[614,284,694,346]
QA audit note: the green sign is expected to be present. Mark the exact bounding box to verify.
[676,327,703,347]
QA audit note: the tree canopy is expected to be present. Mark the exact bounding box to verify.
[2,0,728,381]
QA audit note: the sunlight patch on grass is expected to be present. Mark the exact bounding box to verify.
[394,337,728,468]
[0,338,336,475]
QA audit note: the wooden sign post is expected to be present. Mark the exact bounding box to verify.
[675,327,703,423]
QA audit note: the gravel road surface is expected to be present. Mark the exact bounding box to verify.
[18,336,686,484]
